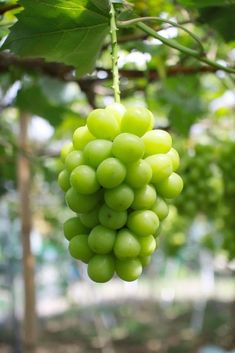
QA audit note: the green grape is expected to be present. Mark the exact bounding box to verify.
[127,210,159,237]
[114,229,140,259]
[138,235,156,256]
[80,207,100,228]
[125,159,152,188]
[60,142,73,162]
[70,165,100,194]
[58,169,70,192]
[65,150,84,172]
[153,224,162,238]
[69,234,93,263]
[142,129,172,156]
[99,204,127,229]
[96,157,126,188]
[87,109,119,140]
[167,148,180,171]
[88,225,116,254]
[104,184,134,211]
[151,198,169,221]
[156,173,183,199]
[139,255,151,267]
[121,106,153,137]
[146,154,173,183]
[105,103,126,124]
[63,217,89,241]
[73,126,95,150]
[88,255,115,283]
[83,139,112,168]
[131,184,157,210]
[65,188,101,213]
[115,258,142,281]
[112,133,144,163]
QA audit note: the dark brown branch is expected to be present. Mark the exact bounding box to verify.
[0,52,231,87]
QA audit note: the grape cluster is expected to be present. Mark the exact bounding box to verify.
[175,143,222,219]
[218,141,235,259]
[58,104,183,282]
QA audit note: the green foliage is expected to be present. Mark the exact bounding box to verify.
[3,0,110,77]
[16,83,84,127]
[198,6,235,42]
[157,76,205,135]
[178,0,235,7]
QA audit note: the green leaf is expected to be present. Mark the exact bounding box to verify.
[2,0,111,78]
[16,84,84,127]
[198,6,235,42]
[178,0,235,8]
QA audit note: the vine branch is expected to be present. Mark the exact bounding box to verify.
[118,17,235,74]
[110,3,120,103]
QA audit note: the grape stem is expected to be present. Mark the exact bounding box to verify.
[110,2,121,103]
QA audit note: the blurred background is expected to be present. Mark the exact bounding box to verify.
[0,0,235,353]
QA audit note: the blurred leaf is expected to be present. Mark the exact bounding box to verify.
[198,6,235,42]
[157,75,205,135]
[178,0,235,7]
[15,84,83,127]
[2,0,110,77]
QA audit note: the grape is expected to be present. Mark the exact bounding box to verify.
[104,184,134,211]
[151,198,169,221]
[65,188,101,213]
[80,207,100,228]
[114,229,140,259]
[105,103,126,123]
[73,126,95,150]
[127,210,159,237]
[142,129,172,156]
[146,154,173,183]
[121,106,153,137]
[59,104,183,282]
[99,204,127,230]
[63,217,89,241]
[112,133,144,163]
[156,173,183,199]
[88,255,115,283]
[96,157,126,188]
[131,184,157,210]
[139,256,151,267]
[69,234,93,263]
[88,225,116,254]
[115,258,142,281]
[65,150,84,172]
[125,159,152,188]
[167,148,180,171]
[70,165,100,194]
[58,169,70,192]
[60,142,73,162]
[138,235,156,256]
[83,139,112,168]
[87,109,119,140]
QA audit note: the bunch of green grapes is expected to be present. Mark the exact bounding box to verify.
[218,141,235,259]
[58,104,183,283]
[175,143,222,219]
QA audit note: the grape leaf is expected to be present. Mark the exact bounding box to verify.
[16,84,84,127]
[2,0,110,78]
[198,6,235,42]
[178,0,235,7]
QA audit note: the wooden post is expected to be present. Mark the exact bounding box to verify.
[17,112,37,353]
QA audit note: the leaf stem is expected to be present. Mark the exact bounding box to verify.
[110,2,121,103]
